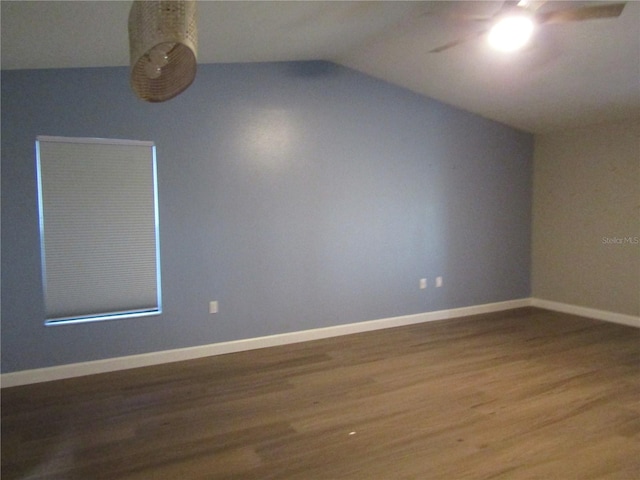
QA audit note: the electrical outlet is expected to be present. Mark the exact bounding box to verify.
[209,301,219,314]
[420,278,427,289]
[436,276,443,288]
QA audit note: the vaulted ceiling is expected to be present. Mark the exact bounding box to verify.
[2,1,639,133]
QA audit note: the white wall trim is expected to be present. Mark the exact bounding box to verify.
[530,298,640,328]
[1,298,529,388]
[3,298,636,388]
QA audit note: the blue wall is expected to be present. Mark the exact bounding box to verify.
[1,62,532,373]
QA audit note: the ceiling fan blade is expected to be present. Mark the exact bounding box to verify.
[429,29,488,53]
[503,1,521,8]
[538,3,625,24]
[517,0,548,11]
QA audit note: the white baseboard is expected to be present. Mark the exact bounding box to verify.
[530,298,640,328]
[0,298,529,388]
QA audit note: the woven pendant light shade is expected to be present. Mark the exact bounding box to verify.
[128,0,197,102]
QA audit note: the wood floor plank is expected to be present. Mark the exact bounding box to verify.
[2,308,639,479]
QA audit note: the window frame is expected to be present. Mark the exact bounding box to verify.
[35,135,162,326]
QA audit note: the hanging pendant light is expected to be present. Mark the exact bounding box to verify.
[128,0,198,102]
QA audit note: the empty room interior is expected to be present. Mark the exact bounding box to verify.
[1,1,639,479]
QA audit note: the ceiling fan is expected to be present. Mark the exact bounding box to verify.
[429,1,626,53]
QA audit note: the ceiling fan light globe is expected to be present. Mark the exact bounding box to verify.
[488,15,535,52]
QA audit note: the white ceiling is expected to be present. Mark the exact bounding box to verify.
[2,1,639,133]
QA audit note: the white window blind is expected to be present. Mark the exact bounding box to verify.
[36,136,161,325]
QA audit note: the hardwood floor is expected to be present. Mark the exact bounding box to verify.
[2,307,639,479]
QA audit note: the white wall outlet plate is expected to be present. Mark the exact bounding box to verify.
[209,301,219,314]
